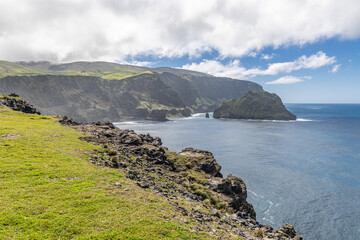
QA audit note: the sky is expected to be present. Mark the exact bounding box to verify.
[0,0,360,103]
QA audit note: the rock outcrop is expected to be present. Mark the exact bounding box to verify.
[145,109,169,121]
[58,115,302,240]
[213,90,296,120]
[179,148,223,177]
[0,94,41,114]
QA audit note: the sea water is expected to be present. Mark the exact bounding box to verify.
[114,104,360,240]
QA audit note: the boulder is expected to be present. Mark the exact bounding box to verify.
[210,174,256,219]
[180,148,222,177]
[146,109,168,121]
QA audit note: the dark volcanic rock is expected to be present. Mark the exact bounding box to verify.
[58,115,80,125]
[213,90,296,120]
[212,174,256,219]
[0,95,41,114]
[180,148,223,177]
[146,109,168,121]
[205,112,210,118]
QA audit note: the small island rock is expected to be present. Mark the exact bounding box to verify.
[213,90,296,120]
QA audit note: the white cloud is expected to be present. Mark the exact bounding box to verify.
[117,60,153,67]
[248,52,258,58]
[182,52,335,79]
[182,59,247,79]
[244,51,336,76]
[261,54,275,60]
[0,0,359,62]
[331,64,341,73]
[265,76,305,85]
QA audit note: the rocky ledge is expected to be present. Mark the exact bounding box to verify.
[0,93,41,115]
[213,90,296,121]
[58,115,302,239]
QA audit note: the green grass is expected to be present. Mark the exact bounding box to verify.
[0,61,42,78]
[0,107,211,239]
[0,60,153,80]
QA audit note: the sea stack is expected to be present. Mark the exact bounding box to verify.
[205,112,210,118]
[213,90,296,120]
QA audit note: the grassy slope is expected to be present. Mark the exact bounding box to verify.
[0,107,210,239]
[0,61,153,80]
[0,61,41,78]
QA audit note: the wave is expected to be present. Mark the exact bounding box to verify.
[296,118,313,122]
[113,121,139,125]
[249,190,264,199]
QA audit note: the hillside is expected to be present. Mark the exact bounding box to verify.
[213,90,296,120]
[0,96,302,239]
[0,61,262,122]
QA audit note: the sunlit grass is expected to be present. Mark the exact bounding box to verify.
[0,108,209,239]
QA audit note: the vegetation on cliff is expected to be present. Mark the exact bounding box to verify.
[0,60,262,122]
[213,90,296,120]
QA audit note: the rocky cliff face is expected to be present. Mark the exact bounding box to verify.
[0,70,262,122]
[213,90,296,120]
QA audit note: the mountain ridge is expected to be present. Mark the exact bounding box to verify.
[0,61,262,122]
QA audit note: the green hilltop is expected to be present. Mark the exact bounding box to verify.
[0,60,153,80]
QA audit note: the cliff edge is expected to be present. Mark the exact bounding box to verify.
[1,95,302,239]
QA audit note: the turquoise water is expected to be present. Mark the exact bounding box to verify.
[114,104,360,240]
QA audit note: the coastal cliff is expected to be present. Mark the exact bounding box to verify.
[0,95,302,239]
[213,90,296,120]
[0,61,263,123]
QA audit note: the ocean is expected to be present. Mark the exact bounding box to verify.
[114,104,360,240]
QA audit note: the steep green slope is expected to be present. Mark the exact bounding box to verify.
[0,61,42,78]
[0,105,211,239]
[16,61,152,80]
[213,90,296,120]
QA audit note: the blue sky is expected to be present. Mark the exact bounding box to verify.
[127,38,360,103]
[0,0,360,103]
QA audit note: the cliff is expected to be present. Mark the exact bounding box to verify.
[0,95,302,239]
[0,60,262,122]
[213,90,296,120]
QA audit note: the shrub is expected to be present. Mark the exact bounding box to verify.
[108,150,118,156]
[254,229,265,237]
[111,156,119,163]
[215,201,227,209]
[203,199,211,207]
[190,184,226,209]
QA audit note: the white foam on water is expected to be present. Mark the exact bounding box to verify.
[249,190,264,199]
[192,113,202,117]
[296,118,313,122]
[113,121,139,125]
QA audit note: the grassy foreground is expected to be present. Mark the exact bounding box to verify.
[0,107,209,239]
